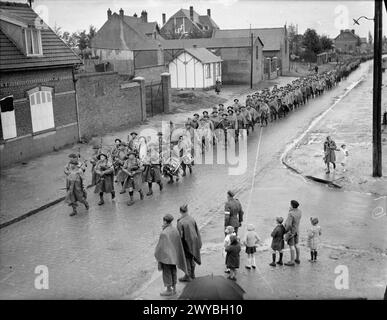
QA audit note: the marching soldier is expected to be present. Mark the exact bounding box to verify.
[143,142,163,196]
[122,151,144,206]
[65,159,89,216]
[64,153,86,176]
[93,153,115,205]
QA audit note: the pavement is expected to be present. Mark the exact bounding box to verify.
[284,62,387,196]
[0,78,293,227]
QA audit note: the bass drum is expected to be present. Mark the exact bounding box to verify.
[163,157,181,176]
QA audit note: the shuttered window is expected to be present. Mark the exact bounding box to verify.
[29,89,55,133]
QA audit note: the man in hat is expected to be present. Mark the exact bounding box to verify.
[232,99,241,111]
[155,214,188,296]
[122,151,144,205]
[93,153,115,205]
[128,132,140,154]
[224,190,244,235]
[191,114,200,129]
[65,159,89,216]
[177,204,202,282]
[64,153,86,176]
[284,200,302,266]
[143,142,163,196]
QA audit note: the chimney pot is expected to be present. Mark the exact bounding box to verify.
[119,8,124,18]
[141,10,148,23]
[107,8,112,20]
[134,13,138,17]
[207,9,211,17]
[162,13,166,25]
[351,29,355,34]
[189,6,194,21]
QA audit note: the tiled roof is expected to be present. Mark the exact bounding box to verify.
[213,27,285,51]
[0,2,82,71]
[198,15,219,29]
[161,37,261,50]
[123,16,158,35]
[184,47,222,63]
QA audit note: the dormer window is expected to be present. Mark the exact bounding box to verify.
[24,28,42,56]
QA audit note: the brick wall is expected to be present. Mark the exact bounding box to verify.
[0,67,79,167]
[75,72,143,140]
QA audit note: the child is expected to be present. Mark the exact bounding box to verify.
[270,217,286,266]
[307,217,322,262]
[225,235,241,281]
[223,226,236,273]
[243,224,260,269]
[339,144,349,172]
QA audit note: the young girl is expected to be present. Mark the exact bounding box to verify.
[270,217,286,266]
[307,217,322,262]
[223,226,236,273]
[225,235,241,281]
[243,224,260,269]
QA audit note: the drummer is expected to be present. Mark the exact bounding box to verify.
[128,132,140,154]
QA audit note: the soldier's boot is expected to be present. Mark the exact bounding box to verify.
[139,190,144,200]
[158,182,163,191]
[69,206,77,216]
[127,191,134,206]
[98,193,104,206]
[146,183,153,196]
[160,286,175,297]
[189,165,192,175]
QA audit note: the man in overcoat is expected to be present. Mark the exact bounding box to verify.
[155,214,188,296]
[177,204,202,282]
[224,190,244,235]
[284,200,302,266]
[65,159,89,216]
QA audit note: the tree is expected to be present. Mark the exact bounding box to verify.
[75,30,88,51]
[320,35,333,51]
[87,25,97,47]
[302,28,321,54]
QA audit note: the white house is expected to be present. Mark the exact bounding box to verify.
[168,47,222,89]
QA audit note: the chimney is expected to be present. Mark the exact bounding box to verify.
[351,29,355,34]
[141,10,148,23]
[340,29,344,34]
[162,13,166,25]
[119,8,124,18]
[107,8,112,20]
[207,9,211,17]
[133,13,138,17]
[189,6,194,21]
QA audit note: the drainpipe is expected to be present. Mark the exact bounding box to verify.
[72,67,81,142]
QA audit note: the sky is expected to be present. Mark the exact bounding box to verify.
[17,0,387,38]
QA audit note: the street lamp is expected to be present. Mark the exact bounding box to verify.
[353,1,383,177]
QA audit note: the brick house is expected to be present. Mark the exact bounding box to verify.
[160,6,219,39]
[90,8,166,79]
[334,29,361,54]
[0,1,82,167]
[213,26,290,75]
[161,36,264,85]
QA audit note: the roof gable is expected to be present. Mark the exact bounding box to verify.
[334,30,360,41]
[183,47,222,63]
[213,27,285,51]
[0,1,81,71]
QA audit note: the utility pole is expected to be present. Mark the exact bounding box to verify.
[250,32,253,89]
[372,0,382,177]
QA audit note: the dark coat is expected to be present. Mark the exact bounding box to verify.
[93,160,114,194]
[155,224,188,274]
[225,242,241,269]
[177,214,202,265]
[271,224,286,251]
[224,198,244,228]
[65,170,86,205]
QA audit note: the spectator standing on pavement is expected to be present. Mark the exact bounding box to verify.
[155,214,188,297]
[215,80,221,95]
[323,136,339,174]
[339,144,349,172]
[269,217,286,266]
[307,217,322,263]
[225,234,241,281]
[284,200,302,266]
[243,224,260,270]
[224,190,244,235]
[177,204,202,282]
[315,65,319,73]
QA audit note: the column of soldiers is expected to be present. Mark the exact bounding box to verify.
[64,59,361,216]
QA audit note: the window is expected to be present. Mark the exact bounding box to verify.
[29,88,55,133]
[24,28,42,56]
[0,96,17,140]
[256,46,258,59]
[204,64,211,79]
[215,63,221,77]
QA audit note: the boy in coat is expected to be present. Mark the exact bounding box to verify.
[155,214,188,296]
[270,217,286,266]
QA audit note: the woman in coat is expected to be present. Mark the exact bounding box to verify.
[323,136,339,173]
